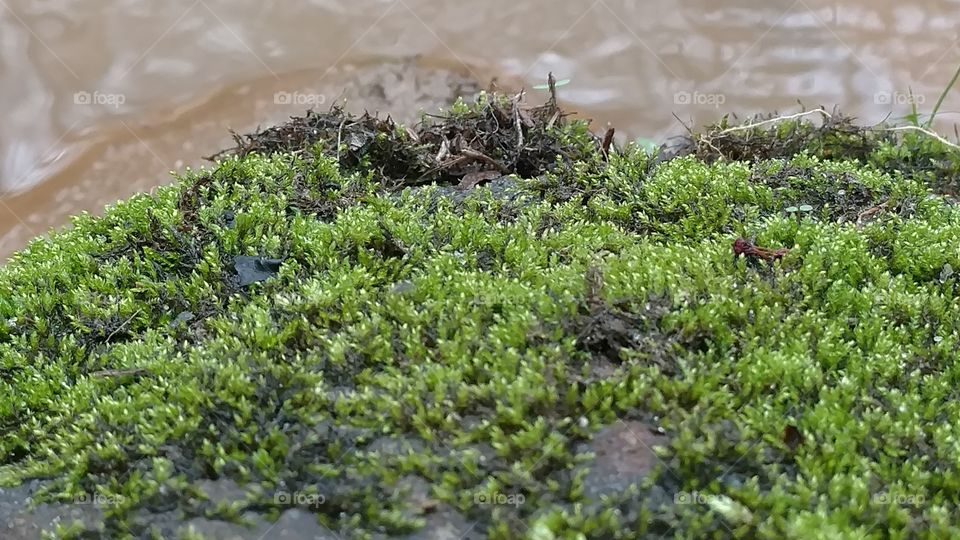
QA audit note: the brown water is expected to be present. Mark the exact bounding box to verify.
[1,0,958,259]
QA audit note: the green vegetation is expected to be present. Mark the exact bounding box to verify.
[1,95,959,539]
[922,63,960,128]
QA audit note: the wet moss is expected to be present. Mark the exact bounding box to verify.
[1,99,960,539]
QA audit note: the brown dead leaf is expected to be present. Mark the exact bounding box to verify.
[585,265,605,313]
[90,368,149,379]
[783,424,804,451]
[457,170,501,191]
[518,107,536,129]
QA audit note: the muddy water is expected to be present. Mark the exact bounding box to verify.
[0,0,958,259]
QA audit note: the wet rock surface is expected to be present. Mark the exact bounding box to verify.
[397,505,477,540]
[403,175,526,207]
[0,481,104,539]
[178,509,339,540]
[578,419,668,500]
[0,478,480,539]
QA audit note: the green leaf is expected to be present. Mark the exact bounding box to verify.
[707,494,754,525]
[527,520,557,540]
[533,79,571,90]
[634,137,659,154]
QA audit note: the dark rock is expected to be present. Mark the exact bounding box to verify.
[179,509,338,540]
[578,420,668,500]
[171,310,196,328]
[398,505,477,540]
[389,280,417,296]
[234,256,283,286]
[367,436,426,456]
[195,478,252,507]
[0,481,108,540]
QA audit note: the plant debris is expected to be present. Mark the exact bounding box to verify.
[733,238,790,263]
[664,107,960,198]
[206,73,602,191]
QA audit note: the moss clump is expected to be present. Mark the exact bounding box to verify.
[1,97,960,539]
[672,108,960,198]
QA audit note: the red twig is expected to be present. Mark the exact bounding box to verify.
[733,238,789,262]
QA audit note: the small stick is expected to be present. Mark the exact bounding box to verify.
[733,238,789,262]
[436,139,450,163]
[546,110,561,130]
[460,148,511,174]
[514,102,524,153]
[855,200,889,225]
[335,119,346,162]
[105,309,142,343]
[90,368,148,379]
[711,109,832,136]
[881,126,960,151]
[601,126,616,159]
[585,265,605,314]
[547,72,558,109]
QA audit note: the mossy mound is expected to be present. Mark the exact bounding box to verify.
[1,95,960,539]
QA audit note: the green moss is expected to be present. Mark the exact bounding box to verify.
[1,102,960,539]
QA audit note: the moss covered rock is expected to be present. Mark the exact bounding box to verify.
[1,96,959,539]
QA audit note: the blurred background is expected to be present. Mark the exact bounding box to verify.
[0,0,957,259]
